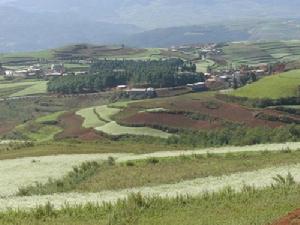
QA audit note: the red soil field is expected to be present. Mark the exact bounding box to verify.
[56,112,103,141]
[123,112,220,130]
[0,122,15,135]
[160,99,292,128]
[271,209,300,225]
[120,99,294,130]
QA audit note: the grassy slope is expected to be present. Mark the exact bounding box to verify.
[76,107,106,128]
[195,59,214,73]
[0,80,47,98]
[14,111,65,142]
[95,121,172,138]
[9,81,48,97]
[19,150,300,195]
[232,70,300,99]
[77,104,171,138]
[222,40,300,66]
[0,184,299,225]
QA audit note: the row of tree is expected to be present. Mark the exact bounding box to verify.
[48,59,204,94]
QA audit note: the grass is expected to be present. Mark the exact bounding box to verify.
[18,150,300,195]
[77,104,171,138]
[1,183,300,225]
[195,59,215,73]
[221,40,300,66]
[15,123,62,142]
[231,69,300,99]
[35,111,66,124]
[76,107,106,128]
[94,105,120,122]
[95,121,172,138]
[0,141,179,160]
[9,81,48,97]
[64,63,89,69]
[0,80,47,98]
[0,85,32,98]
[12,111,66,142]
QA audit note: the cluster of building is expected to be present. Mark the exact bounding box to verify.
[187,67,267,91]
[2,64,88,79]
[4,65,43,78]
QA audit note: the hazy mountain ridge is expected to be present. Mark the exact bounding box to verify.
[125,19,300,47]
[1,1,300,51]
[0,6,141,52]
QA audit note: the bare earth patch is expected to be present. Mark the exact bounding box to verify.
[56,112,103,141]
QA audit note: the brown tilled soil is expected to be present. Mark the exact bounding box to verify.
[123,112,220,130]
[271,209,300,225]
[0,122,15,135]
[170,100,287,128]
[119,98,295,130]
[56,112,103,141]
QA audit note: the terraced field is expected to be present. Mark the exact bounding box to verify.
[221,40,300,65]
[231,69,300,99]
[0,142,299,208]
[76,104,171,138]
[115,92,297,131]
[0,80,47,98]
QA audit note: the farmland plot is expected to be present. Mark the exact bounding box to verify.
[77,105,171,138]
[0,142,299,197]
[0,153,130,197]
[2,163,300,210]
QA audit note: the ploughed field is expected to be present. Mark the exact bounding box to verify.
[115,94,299,131]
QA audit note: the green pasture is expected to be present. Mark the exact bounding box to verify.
[231,69,300,99]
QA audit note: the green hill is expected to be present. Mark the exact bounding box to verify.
[231,70,300,99]
[220,40,300,66]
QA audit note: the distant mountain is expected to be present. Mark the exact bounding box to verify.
[0,6,140,52]
[125,19,300,47]
[1,1,300,51]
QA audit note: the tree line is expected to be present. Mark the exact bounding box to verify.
[48,59,203,94]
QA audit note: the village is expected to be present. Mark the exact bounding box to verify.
[0,43,288,99]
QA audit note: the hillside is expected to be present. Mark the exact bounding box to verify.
[219,40,300,66]
[125,19,300,47]
[0,6,140,52]
[231,70,300,99]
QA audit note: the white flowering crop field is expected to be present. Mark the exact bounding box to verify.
[1,142,300,211]
[1,163,300,211]
[0,153,129,197]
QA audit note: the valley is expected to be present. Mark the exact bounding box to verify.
[0,39,300,225]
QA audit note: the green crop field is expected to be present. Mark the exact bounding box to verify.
[231,69,300,99]
[76,104,171,138]
[95,121,172,138]
[221,40,300,66]
[9,81,48,97]
[76,107,106,128]
[35,111,66,124]
[94,105,121,122]
[0,80,48,98]
[195,59,215,73]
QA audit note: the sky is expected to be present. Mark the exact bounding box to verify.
[0,0,300,28]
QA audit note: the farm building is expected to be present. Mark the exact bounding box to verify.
[13,70,28,78]
[126,87,157,99]
[116,85,128,90]
[51,64,65,74]
[45,72,63,77]
[187,82,206,91]
[75,71,88,76]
